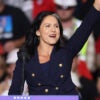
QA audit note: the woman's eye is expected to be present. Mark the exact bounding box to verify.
[45,25,50,27]
[55,25,59,28]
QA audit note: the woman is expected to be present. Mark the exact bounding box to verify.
[9,0,100,95]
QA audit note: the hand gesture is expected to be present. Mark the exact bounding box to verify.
[94,0,100,11]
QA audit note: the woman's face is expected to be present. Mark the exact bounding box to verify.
[36,15,60,46]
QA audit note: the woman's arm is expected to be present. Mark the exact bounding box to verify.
[8,60,25,95]
[66,1,100,58]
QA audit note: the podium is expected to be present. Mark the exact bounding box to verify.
[0,96,79,100]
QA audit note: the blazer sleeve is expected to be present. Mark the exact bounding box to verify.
[8,60,25,95]
[66,6,100,58]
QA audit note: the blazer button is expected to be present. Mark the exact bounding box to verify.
[45,89,49,93]
[32,73,35,77]
[59,63,63,67]
[38,83,41,86]
[60,75,64,78]
[55,87,59,90]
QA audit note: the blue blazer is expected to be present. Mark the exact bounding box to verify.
[9,7,100,95]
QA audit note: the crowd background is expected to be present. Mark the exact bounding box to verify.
[0,0,100,100]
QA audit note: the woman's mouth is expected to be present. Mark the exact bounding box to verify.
[49,34,56,38]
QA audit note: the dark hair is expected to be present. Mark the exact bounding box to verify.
[18,11,67,61]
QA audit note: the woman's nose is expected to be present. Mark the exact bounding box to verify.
[51,26,56,32]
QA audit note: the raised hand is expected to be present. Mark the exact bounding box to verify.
[93,0,100,11]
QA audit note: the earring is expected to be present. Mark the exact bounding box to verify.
[36,31,40,36]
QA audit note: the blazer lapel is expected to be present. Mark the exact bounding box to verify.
[33,48,49,83]
[48,47,60,84]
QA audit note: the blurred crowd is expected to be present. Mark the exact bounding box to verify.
[0,0,100,100]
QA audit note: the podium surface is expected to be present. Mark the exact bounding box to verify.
[0,96,79,100]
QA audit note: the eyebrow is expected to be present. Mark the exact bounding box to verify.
[42,23,59,26]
